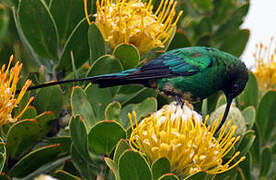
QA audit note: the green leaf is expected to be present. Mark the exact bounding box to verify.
[0,137,6,174]
[48,136,72,155]
[119,150,152,180]
[69,115,91,162]
[104,158,120,180]
[188,172,214,180]
[88,120,126,155]
[35,111,56,138]
[212,0,235,24]
[88,23,106,64]
[71,86,96,130]
[256,90,276,142]
[206,91,222,114]
[8,144,62,178]
[163,27,176,51]
[158,173,179,180]
[50,0,90,45]
[58,18,90,71]
[86,54,123,96]
[105,101,122,122]
[113,139,130,164]
[242,106,255,130]
[85,83,117,122]
[259,146,273,178]
[250,126,260,163]
[196,35,211,47]
[14,90,31,118]
[53,170,81,180]
[33,85,64,116]
[190,0,213,12]
[237,153,252,180]
[120,97,157,128]
[214,4,249,42]
[168,31,191,50]
[152,158,171,180]
[237,130,255,158]
[220,29,250,57]
[0,173,10,180]
[20,106,37,120]
[119,87,157,106]
[0,5,9,40]
[71,145,96,180]
[216,95,227,108]
[113,43,140,70]
[18,0,58,60]
[213,168,238,180]
[6,120,41,159]
[237,72,259,110]
[194,17,212,39]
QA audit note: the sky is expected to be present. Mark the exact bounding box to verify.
[241,0,276,68]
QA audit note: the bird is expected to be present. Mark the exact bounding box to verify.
[20,47,249,132]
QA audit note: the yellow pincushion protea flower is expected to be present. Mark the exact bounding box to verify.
[0,55,34,125]
[128,102,245,178]
[84,0,183,53]
[253,37,276,90]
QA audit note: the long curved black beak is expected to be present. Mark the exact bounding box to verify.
[215,97,232,134]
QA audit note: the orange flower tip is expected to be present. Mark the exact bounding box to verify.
[116,139,125,145]
[45,111,55,115]
[10,54,14,61]
[103,120,114,122]
[163,173,175,176]
[26,79,32,86]
[156,50,166,53]
[83,63,91,69]
[46,144,61,148]
[29,96,35,102]
[127,148,134,152]
[240,156,246,161]
[72,85,80,91]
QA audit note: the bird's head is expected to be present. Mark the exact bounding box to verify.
[223,61,249,100]
[216,60,248,133]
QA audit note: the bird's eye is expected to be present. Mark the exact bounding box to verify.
[233,84,239,91]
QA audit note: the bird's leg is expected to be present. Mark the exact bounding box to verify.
[175,95,184,107]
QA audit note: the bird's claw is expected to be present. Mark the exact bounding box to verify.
[175,96,184,107]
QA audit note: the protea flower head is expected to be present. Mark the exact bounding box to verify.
[84,0,183,53]
[0,55,34,125]
[129,101,245,178]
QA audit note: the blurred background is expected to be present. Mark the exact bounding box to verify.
[242,0,276,68]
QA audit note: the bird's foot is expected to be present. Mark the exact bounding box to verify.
[175,95,184,107]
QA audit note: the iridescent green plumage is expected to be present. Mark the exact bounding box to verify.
[22,47,249,132]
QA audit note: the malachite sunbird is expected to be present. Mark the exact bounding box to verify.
[20,47,248,132]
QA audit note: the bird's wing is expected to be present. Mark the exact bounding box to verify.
[125,48,213,80]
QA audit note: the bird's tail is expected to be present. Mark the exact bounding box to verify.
[90,68,142,88]
[17,68,144,93]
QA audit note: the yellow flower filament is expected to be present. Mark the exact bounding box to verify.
[0,55,34,125]
[129,102,245,178]
[253,37,276,90]
[84,0,183,53]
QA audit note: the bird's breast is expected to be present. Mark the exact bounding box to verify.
[156,67,226,101]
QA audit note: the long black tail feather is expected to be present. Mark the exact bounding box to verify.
[16,73,149,94]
